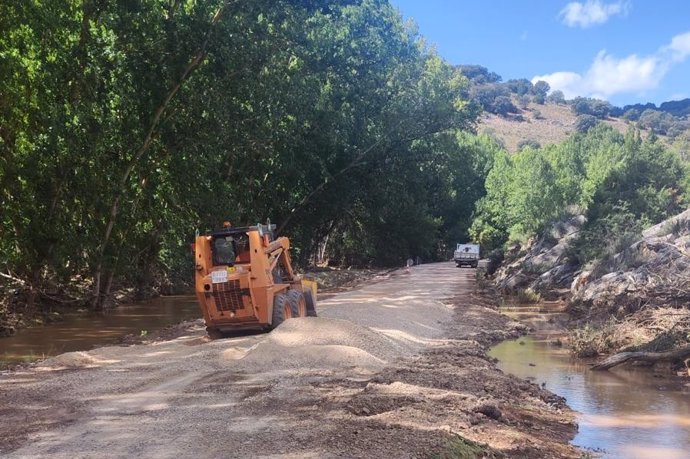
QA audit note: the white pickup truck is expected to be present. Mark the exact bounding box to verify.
[454,243,480,268]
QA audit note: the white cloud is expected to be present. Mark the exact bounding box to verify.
[532,31,690,100]
[665,31,690,62]
[560,0,630,28]
[532,72,583,99]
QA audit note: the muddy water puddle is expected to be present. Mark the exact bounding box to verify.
[0,296,200,366]
[490,302,690,458]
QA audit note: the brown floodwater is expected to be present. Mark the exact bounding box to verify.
[0,296,200,366]
[490,302,690,459]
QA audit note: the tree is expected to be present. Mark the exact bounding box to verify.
[506,79,533,96]
[576,114,599,133]
[456,65,501,84]
[492,96,519,116]
[638,109,676,135]
[471,124,687,250]
[622,108,641,121]
[571,97,612,119]
[547,90,565,104]
[0,0,484,312]
[532,80,550,105]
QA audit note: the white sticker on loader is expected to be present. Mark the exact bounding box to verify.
[211,270,228,284]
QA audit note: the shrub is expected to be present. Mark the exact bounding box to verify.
[516,288,541,304]
[546,90,565,104]
[491,95,518,116]
[570,206,643,266]
[517,139,541,150]
[505,78,533,96]
[570,323,618,357]
[571,97,612,119]
[532,80,550,98]
[435,436,499,459]
[638,109,675,135]
[485,248,504,275]
[667,120,690,138]
[517,94,530,109]
[622,108,641,121]
[575,114,599,133]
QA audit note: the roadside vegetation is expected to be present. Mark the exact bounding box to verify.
[471,124,685,252]
[472,122,690,369]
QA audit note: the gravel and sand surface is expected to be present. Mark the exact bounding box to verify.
[0,262,579,457]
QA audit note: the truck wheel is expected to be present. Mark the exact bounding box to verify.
[287,289,307,317]
[272,293,292,328]
[304,289,317,317]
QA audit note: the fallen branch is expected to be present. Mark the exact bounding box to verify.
[591,344,690,371]
[0,272,26,285]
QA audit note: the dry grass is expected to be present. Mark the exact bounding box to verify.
[570,307,690,358]
[479,101,664,152]
[515,288,542,304]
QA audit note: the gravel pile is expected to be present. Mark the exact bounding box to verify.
[2,263,466,458]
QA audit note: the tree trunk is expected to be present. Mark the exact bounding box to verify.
[591,344,690,371]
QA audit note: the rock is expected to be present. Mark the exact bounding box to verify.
[570,209,690,314]
[643,208,690,238]
[493,214,586,294]
[503,273,530,291]
[473,403,502,420]
[533,263,577,292]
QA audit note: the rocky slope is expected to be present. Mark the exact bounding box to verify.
[570,209,690,318]
[493,215,585,299]
[493,209,690,359]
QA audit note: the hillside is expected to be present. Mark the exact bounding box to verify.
[479,101,653,152]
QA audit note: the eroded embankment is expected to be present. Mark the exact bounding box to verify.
[0,263,578,458]
[493,209,690,368]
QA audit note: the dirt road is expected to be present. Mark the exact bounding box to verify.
[1,263,579,458]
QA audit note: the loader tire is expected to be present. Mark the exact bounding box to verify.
[287,289,307,318]
[206,327,225,340]
[272,292,292,328]
[304,289,317,317]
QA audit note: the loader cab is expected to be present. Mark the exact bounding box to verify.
[211,230,252,266]
[211,232,250,266]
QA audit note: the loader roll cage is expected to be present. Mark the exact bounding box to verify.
[209,224,276,267]
[209,223,276,239]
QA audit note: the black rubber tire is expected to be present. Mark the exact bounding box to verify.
[286,289,307,317]
[304,289,317,317]
[271,292,292,328]
[206,326,225,340]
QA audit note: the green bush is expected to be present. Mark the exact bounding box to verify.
[575,114,599,133]
[471,124,687,262]
[570,97,612,119]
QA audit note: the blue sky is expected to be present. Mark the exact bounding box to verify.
[389,0,690,106]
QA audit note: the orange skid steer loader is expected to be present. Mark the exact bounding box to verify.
[193,222,316,338]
